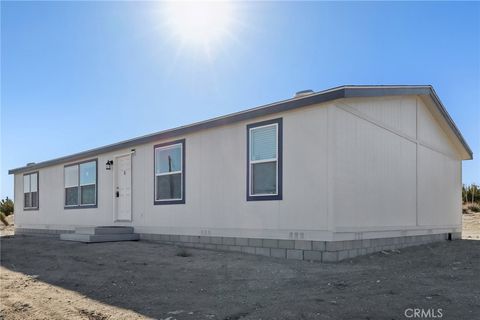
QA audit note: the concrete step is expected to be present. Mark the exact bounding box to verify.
[75,226,134,235]
[60,232,139,243]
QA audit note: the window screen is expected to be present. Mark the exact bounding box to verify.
[247,119,282,201]
[154,140,185,204]
[23,172,39,209]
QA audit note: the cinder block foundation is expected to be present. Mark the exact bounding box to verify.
[138,232,460,262]
[15,228,74,238]
[15,227,460,262]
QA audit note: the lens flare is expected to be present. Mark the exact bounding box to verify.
[164,1,234,55]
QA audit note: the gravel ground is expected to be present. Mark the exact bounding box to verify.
[1,235,479,320]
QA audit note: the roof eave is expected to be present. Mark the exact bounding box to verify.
[8,85,472,174]
[343,85,473,160]
[427,87,473,160]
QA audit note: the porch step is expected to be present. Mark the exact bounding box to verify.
[60,226,139,243]
[75,226,134,235]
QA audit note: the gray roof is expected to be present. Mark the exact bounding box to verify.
[9,85,473,174]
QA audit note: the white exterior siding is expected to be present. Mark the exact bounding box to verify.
[140,104,329,238]
[416,98,462,227]
[331,96,462,236]
[332,104,417,229]
[14,102,332,239]
[417,97,459,158]
[345,95,418,139]
[13,93,464,241]
[417,145,461,227]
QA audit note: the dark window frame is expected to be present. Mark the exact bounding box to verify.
[64,159,98,209]
[153,139,186,205]
[23,171,39,210]
[246,118,283,201]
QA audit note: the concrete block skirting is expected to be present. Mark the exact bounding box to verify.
[138,232,460,262]
[14,228,460,262]
[15,228,74,238]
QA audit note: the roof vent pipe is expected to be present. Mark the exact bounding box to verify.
[295,89,314,98]
[26,162,36,166]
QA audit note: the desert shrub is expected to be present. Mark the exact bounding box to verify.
[176,247,191,257]
[468,203,480,213]
[0,212,8,226]
[462,208,468,214]
[0,197,14,216]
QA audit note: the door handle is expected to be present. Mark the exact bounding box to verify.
[116,191,120,198]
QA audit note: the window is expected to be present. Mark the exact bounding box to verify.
[64,160,97,208]
[154,139,185,205]
[247,118,282,201]
[24,172,39,209]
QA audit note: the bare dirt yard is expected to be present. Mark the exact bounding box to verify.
[0,215,14,237]
[1,235,479,320]
[462,212,480,240]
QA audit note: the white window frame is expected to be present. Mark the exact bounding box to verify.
[64,165,79,208]
[64,160,97,208]
[154,143,183,202]
[249,123,279,197]
[79,162,97,206]
[23,172,39,209]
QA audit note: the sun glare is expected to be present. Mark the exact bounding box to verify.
[164,1,234,54]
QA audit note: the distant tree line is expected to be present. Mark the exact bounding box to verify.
[463,184,479,204]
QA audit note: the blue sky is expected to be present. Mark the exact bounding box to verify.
[1,1,479,199]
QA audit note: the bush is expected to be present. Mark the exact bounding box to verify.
[0,197,14,216]
[0,212,8,226]
[176,247,191,257]
[468,203,480,213]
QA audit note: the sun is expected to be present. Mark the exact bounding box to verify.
[163,1,234,54]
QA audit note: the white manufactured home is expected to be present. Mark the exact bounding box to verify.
[9,85,473,261]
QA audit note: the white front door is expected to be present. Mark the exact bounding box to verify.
[114,154,132,221]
